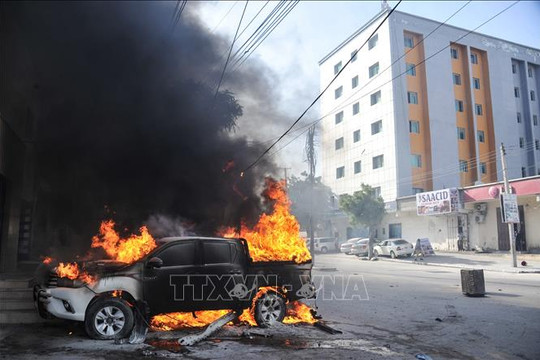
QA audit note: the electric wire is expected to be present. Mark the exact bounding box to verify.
[214,0,250,99]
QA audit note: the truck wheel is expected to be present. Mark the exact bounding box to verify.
[85,297,134,340]
[320,247,328,254]
[254,291,286,328]
[373,250,379,257]
[390,251,397,259]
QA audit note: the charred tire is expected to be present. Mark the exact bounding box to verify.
[320,247,328,254]
[85,297,134,340]
[254,291,286,328]
[390,251,397,259]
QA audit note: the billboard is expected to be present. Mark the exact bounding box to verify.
[500,193,520,223]
[416,188,460,216]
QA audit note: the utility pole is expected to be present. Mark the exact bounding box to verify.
[280,167,291,189]
[500,143,517,267]
[305,126,316,264]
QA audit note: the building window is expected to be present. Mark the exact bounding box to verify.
[412,188,424,194]
[352,102,360,115]
[353,129,360,143]
[459,160,468,173]
[370,90,381,105]
[335,111,344,124]
[450,47,458,59]
[369,62,379,78]
[517,112,522,123]
[411,154,422,168]
[354,160,362,174]
[480,162,487,174]
[335,137,344,150]
[334,61,342,75]
[368,34,378,50]
[408,91,418,104]
[470,53,478,64]
[457,127,466,140]
[373,155,384,169]
[406,63,416,76]
[404,35,414,48]
[452,73,461,85]
[534,115,538,126]
[409,120,420,134]
[536,139,540,150]
[335,86,343,99]
[475,104,483,116]
[531,90,536,101]
[373,186,381,198]
[519,137,525,148]
[336,166,345,179]
[371,120,383,135]
[351,50,358,62]
[473,77,480,89]
[352,75,359,89]
[528,66,533,77]
[477,130,485,142]
[512,63,517,74]
[521,167,526,177]
[455,99,464,112]
[514,87,520,98]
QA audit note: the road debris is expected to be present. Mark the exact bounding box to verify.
[313,321,343,335]
[178,311,238,346]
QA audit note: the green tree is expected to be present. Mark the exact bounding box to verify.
[339,184,386,258]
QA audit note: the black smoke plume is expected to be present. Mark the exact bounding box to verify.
[1,2,277,255]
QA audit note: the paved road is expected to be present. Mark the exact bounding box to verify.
[1,254,539,359]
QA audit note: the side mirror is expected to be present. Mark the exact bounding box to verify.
[147,257,163,269]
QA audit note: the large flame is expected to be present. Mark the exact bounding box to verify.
[91,220,157,263]
[220,178,311,264]
[55,262,96,284]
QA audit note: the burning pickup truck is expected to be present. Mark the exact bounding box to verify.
[33,236,314,340]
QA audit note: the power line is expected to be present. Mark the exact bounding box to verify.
[214,0,250,99]
[211,1,239,33]
[241,0,403,174]
[230,0,299,72]
[171,0,188,33]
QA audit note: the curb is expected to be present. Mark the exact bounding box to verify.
[374,257,540,274]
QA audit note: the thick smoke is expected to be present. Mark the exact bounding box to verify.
[1,2,278,255]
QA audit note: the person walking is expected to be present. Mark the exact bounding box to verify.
[413,238,424,261]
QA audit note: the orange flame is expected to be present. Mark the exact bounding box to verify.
[91,220,157,263]
[42,256,53,265]
[220,178,311,264]
[56,262,96,284]
[150,286,315,330]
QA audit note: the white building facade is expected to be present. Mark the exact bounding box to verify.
[319,10,540,203]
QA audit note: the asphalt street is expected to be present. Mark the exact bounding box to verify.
[1,253,539,359]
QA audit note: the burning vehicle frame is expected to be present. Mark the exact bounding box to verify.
[34,236,315,341]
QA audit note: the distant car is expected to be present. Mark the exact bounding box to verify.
[350,239,369,257]
[340,238,364,255]
[373,239,414,258]
[306,237,337,254]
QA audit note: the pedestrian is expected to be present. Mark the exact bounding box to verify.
[413,238,424,261]
[457,235,464,252]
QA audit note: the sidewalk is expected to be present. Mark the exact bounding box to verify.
[376,251,540,273]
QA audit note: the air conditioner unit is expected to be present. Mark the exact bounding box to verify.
[474,203,487,215]
[475,214,486,224]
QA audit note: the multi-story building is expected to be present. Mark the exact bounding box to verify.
[319,9,540,203]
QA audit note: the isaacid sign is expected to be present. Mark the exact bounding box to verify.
[416,188,459,216]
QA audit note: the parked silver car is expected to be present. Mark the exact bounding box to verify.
[340,238,364,255]
[350,239,369,256]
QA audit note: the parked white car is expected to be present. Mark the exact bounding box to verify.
[350,239,369,256]
[373,239,413,258]
[340,238,364,254]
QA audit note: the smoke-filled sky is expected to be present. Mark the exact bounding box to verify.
[1,1,290,248]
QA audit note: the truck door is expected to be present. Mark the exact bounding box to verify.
[143,240,200,315]
[198,239,246,311]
